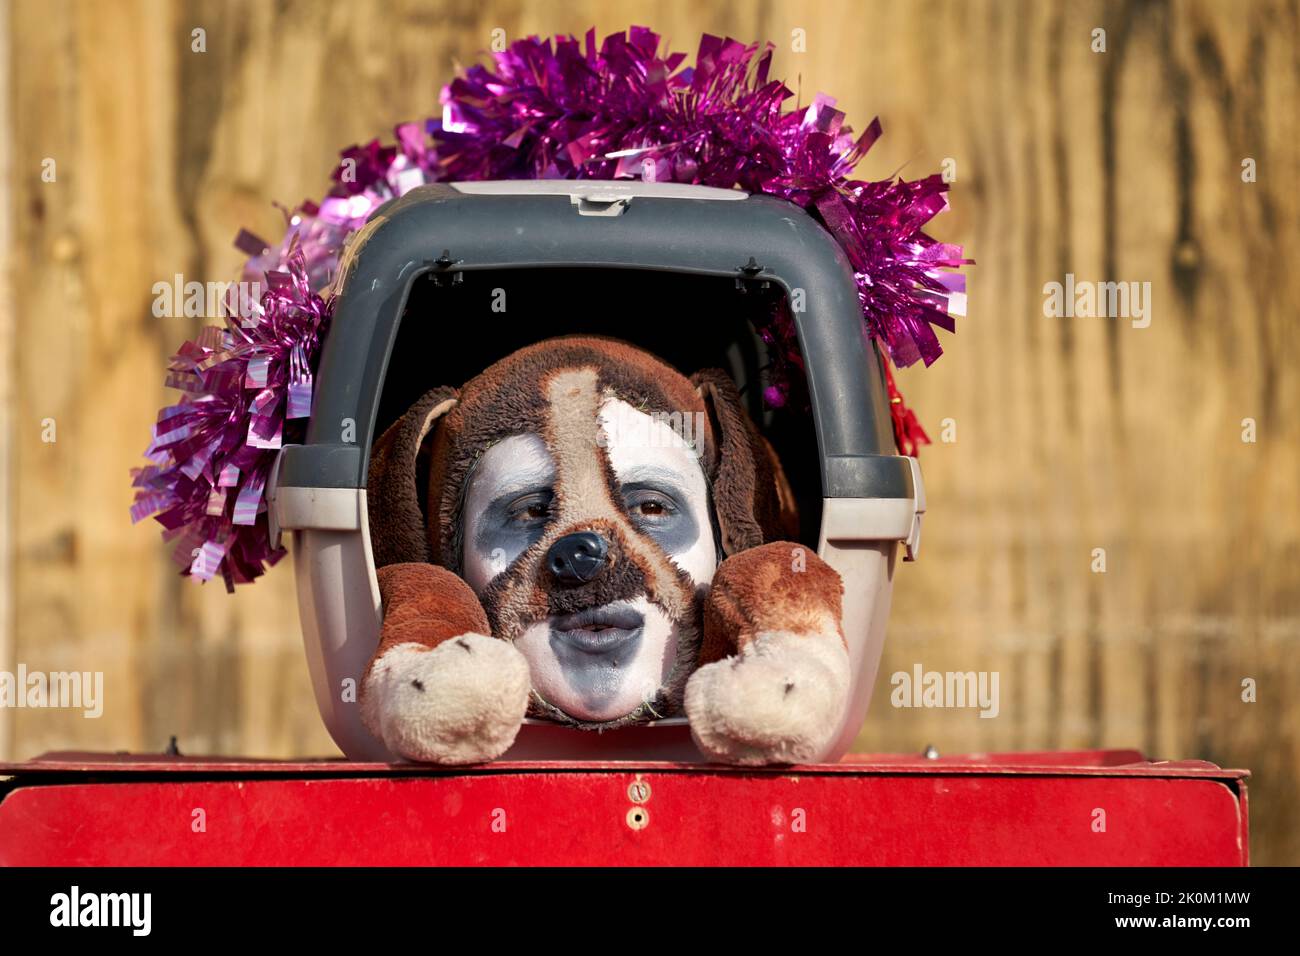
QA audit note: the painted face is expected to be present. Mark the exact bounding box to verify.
[462,392,717,723]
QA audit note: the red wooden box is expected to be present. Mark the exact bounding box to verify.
[0,749,1248,866]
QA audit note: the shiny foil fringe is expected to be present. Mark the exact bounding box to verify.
[133,27,968,586]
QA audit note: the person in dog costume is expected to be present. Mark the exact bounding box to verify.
[360,335,849,767]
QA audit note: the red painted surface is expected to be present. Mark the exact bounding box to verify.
[0,750,1248,866]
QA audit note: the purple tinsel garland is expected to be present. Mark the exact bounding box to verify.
[132,27,968,588]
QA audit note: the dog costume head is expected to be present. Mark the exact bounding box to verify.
[367,336,798,728]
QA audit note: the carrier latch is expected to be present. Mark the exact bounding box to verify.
[570,193,631,216]
[265,445,292,550]
[818,457,926,559]
[903,455,926,561]
[265,444,364,550]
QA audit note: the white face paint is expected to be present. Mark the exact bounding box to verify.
[460,399,718,723]
[596,398,716,589]
[461,432,554,596]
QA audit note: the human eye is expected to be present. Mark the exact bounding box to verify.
[622,488,679,524]
[505,491,554,527]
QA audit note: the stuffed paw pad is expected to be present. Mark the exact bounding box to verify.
[684,630,850,766]
[361,633,531,764]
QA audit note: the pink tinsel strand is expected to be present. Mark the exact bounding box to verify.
[132,246,330,588]
[134,27,968,587]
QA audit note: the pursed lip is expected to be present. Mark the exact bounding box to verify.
[550,605,645,655]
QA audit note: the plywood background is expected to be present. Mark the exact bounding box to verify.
[2,0,1296,862]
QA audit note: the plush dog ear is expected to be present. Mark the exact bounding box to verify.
[366,386,459,568]
[691,369,799,555]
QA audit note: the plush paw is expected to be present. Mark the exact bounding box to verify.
[684,631,850,766]
[360,633,531,764]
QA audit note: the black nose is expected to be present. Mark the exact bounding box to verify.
[546,531,609,585]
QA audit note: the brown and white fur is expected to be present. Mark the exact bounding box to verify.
[359,336,849,765]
